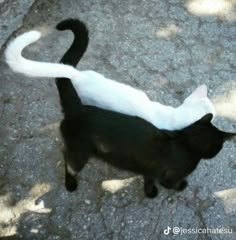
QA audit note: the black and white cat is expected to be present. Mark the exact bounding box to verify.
[55,19,234,198]
[5,20,215,130]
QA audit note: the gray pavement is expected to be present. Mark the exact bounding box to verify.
[0,0,236,239]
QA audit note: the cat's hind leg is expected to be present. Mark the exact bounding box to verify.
[65,159,78,192]
[143,176,158,198]
[63,144,90,192]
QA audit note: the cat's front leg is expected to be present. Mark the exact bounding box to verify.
[159,169,188,192]
[174,179,188,191]
[160,178,188,192]
[143,176,158,198]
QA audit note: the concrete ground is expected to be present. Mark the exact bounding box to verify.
[0,0,236,239]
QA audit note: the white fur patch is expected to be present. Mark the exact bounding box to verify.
[5,31,216,131]
[67,164,77,176]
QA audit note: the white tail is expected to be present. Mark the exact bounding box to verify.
[5,30,79,79]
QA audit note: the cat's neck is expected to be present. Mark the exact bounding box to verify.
[171,104,203,130]
[150,102,204,130]
[149,102,177,130]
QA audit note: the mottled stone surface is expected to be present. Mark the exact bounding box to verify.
[0,0,35,49]
[0,0,235,239]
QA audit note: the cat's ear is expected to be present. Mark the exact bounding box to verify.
[221,131,236,141]
[188,84,208,99]
[197,113,213,124]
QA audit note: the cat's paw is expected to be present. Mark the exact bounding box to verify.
[175,180,188,191]
[65,175,78,192]
[144,185,159,198]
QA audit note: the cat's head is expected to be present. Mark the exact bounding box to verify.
[183,113,235,159]
[183,84,216,118]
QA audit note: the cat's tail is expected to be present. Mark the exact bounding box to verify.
[5,30,79,79]
[55,18,89,117]
[56,18,89,66]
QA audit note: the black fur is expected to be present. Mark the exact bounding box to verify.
[56,19,235,198]
[56,18,89,117]
[56,18,89,66]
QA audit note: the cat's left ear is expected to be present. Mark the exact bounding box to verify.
[221,131,236,141]
[187,84,208,100]
[197,113,213,124]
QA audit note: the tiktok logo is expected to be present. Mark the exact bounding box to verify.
[164,226,171,235]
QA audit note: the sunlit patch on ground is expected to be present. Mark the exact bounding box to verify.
[37,122,60,137]
[213,89,236,121]
[186,0,236,20]
[156,24,181,38]
[36,25,51,37]
[0,183,51,237]
[101,177,138,193]
[215,188,236,214]
[27,24,54,53]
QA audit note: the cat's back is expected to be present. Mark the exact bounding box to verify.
[75,106,165,144]
[71,70,152,119]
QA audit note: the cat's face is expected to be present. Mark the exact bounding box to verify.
[184,114,235,159]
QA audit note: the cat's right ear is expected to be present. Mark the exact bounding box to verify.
[221,132,236,141]
[197,113,213,124]
[186,84,208,100]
